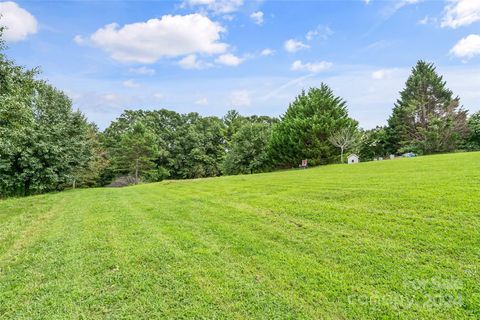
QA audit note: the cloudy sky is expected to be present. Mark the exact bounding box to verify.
[1,0,480,129]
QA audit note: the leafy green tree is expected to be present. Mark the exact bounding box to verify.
[387,61,469,154]
[223,122,272,175]
[73,124,109,187]
[28,81,93,193]
[0,30,93,196]
[269,84,358,167]
[358,126,390,161]
[464,111,480,151]
[0,44,37,195]
[110,122,158,184]
[169,114,226,179]
[103,109,183,181]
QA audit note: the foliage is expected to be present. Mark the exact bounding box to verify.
[72,125,109,187]
[223,122,272,175]
[269,84,358,167]
[169,114,226,179]
[0,45,93,196]
[102,109,278,182]
[109,122,158,183]
[1,27,477,195]
[358,126,390,161]
[223,109,244,145]
[464,111,480,151]
[386,61,469,155]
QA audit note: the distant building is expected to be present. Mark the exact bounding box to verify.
[347,154,359,164]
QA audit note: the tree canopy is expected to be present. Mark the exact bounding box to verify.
[0,29,477,198]
[223,122,273,175]
[0,34,94,196]
[387,61,469,154]
[269,84,358,166]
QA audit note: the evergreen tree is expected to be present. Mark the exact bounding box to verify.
[387,61,469,154]
[223,109,245,146]
[269,84,358,167]
[110,122,158,184]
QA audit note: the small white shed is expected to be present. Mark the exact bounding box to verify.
[347,154,359,164]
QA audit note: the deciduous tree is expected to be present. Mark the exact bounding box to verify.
[223,122,272,174]
[328,126,358,163]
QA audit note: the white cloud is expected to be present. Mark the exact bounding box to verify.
[260,48,275,56]
[186,0,215,4]
[305,25,333,41]
[73,34,87,45]
[215,53,243,66]
[0,1,37,42]
[417,15,437,25]
[195,97,209,105]
[182,0,244,14]
[371,68,398,80]
[441,0,480,28]
[250,11,264,25]
[382,0,420,18]
[400,0,420,8]
[284,39,309,53]
[129,66,156,75]
[291,60,332,73]
[364,0,371,4]
[122,79,140,88]
[85,14,228,63]
[229,90,251,107]
[179,54,212,69]
[418,16,428,25]
[222,14,235,21]
[450,34,480,60]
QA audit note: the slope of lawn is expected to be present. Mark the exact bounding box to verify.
[0,152,479,319]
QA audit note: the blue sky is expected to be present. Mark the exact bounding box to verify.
[1,0,480,129]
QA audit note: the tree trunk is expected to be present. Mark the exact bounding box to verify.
[135,159,139,184]
[72,179,76,189]
[340,147,344,163]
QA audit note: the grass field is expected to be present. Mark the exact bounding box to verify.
[1,152,479,319]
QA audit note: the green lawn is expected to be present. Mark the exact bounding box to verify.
[1,152,479,319]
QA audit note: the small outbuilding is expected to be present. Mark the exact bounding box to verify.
[347,154,359,164]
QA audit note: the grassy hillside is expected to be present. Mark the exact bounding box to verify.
[1,152,479,319]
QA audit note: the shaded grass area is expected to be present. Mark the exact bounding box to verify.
[1,152,479,319]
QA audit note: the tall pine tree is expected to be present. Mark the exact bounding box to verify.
[387,61,468,154]
[269,84,358,166]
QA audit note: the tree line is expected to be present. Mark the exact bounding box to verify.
[1,30,480,197]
